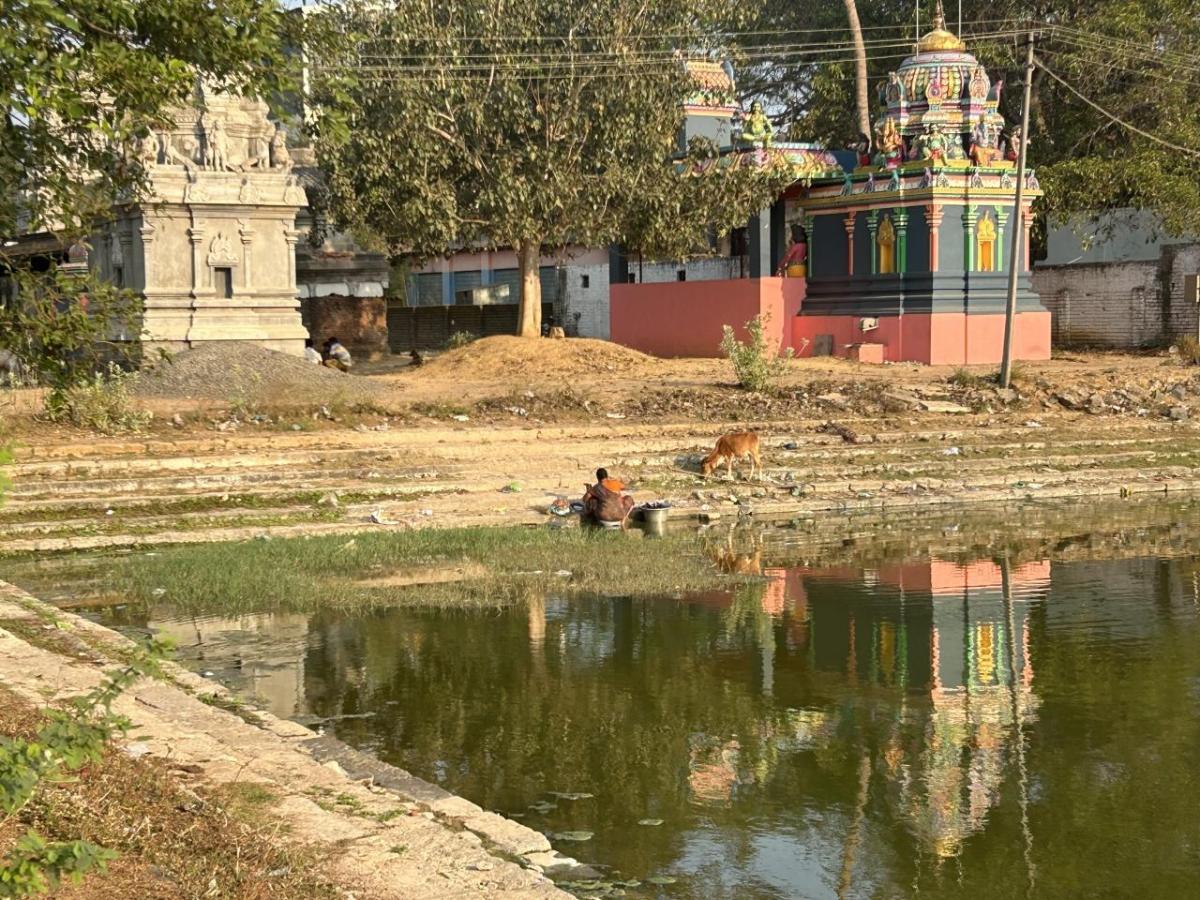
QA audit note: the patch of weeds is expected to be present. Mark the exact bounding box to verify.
[376,806,410,822]
[1175,335,1200,365]
[388,844,407,855]
[411,401,470,419]
[947,367,987,388]
[49,363,153,434]
[214,782,280,824]
[334,792,367,814]
[445,330,477,351]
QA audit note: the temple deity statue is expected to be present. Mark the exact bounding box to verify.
[969,117,1001,166]
[135,132,160,167]
[915,124,948,163]
[873,118,904,169]
[202,113,231,172]
[1005,125,1026,162]
[740,101,774,149]
[269,122,294,173]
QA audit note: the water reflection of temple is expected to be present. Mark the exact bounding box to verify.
[781,558,1047,859]
[675,557,1047,859]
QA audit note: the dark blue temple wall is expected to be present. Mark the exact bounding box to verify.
[811,212,849,277]
[854,212,871,275]
[905,206,929,274]
[940,206,967,276]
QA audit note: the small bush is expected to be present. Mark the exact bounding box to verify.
[1175,335,1200,365]
[948,367,986,388]
[48,364,152,434]
[445,331,477,351]
[720,315,792,393]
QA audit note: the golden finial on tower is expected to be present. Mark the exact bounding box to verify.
[918,0,966,52]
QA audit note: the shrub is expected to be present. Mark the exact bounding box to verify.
[720,315,793,393]
[48,364,152,434]
[0,637,169,896]
[1175,335,1200,365]
[445,331,477,351]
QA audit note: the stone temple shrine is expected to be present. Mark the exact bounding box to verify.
[790,5,1049,363]
[97,84,309,356]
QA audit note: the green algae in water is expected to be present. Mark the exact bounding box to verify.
[552,831,594,842]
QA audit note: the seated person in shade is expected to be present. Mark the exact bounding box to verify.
[776,224,808,277]
[322,336,353,372]
[303,337,322,365]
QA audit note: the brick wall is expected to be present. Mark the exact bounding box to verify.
[1032,245,1200,349]
[301,296,388,359]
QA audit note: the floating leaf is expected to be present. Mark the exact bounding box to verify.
[637,818,664,826]
[550,791,594,801]
[647,874,678,885]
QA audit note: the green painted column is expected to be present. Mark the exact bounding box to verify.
[894,211,909,275]
[866,210,880,274]
[996,207,1010,271]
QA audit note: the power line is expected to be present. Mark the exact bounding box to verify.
[1034,58,1200,158]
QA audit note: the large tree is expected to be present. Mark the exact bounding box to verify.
[737,0,1200,240]
[308,0,796,337]
[0,0,294,239]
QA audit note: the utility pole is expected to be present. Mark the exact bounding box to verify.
[999,31,1036,388]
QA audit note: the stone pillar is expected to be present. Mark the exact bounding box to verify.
[748,207,771,279]
[239,219,255,289]
[926,204,944,273]
[769,199,787,275]
[843,214,857,276]
[187,225,206,300]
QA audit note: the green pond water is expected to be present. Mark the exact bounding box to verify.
[5,510,1200,898]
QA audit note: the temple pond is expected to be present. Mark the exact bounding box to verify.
[4,506,1200,898]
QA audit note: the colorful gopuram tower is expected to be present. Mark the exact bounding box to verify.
[788,4,1051,364]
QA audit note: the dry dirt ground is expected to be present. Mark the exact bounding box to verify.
[4,339,1200,551]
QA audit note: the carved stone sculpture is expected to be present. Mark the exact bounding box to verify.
[739,101,774,149]
[270,123,294,174]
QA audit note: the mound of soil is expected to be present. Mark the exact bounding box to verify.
[410,335,661,381]
[134,341,382,402]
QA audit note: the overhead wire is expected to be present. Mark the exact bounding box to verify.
[1033,58,1200,158]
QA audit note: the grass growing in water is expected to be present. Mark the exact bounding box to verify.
[5,526,746,616]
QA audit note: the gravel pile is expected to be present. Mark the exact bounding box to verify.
[410,335,662,381]
[134,341,384,402]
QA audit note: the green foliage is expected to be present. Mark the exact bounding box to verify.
[307,0,793,334]
[0,637,169,897]
[445,331,478,351]
[0,0,296,237]
[50,363,151,434]
[720,315,792,393]
[0,269,140,411]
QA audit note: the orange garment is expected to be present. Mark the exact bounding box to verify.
[600,477,625,492]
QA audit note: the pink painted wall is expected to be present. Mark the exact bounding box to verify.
[610,277,804,358]
[793,311,1050,365]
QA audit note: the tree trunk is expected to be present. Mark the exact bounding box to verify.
[843,0,871,140]
[517,240,542,338]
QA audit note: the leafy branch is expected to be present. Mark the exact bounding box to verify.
[0,637,170,897]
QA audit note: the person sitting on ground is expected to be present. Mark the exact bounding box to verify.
[594,467,626,493]
[583,480,635,528]
[322,336,353,372]
[303,337,322,365]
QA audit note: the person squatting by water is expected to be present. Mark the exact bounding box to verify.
[583,467,633,528]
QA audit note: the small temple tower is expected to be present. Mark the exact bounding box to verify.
[93,84,309,357]
[789,3,1050,364]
